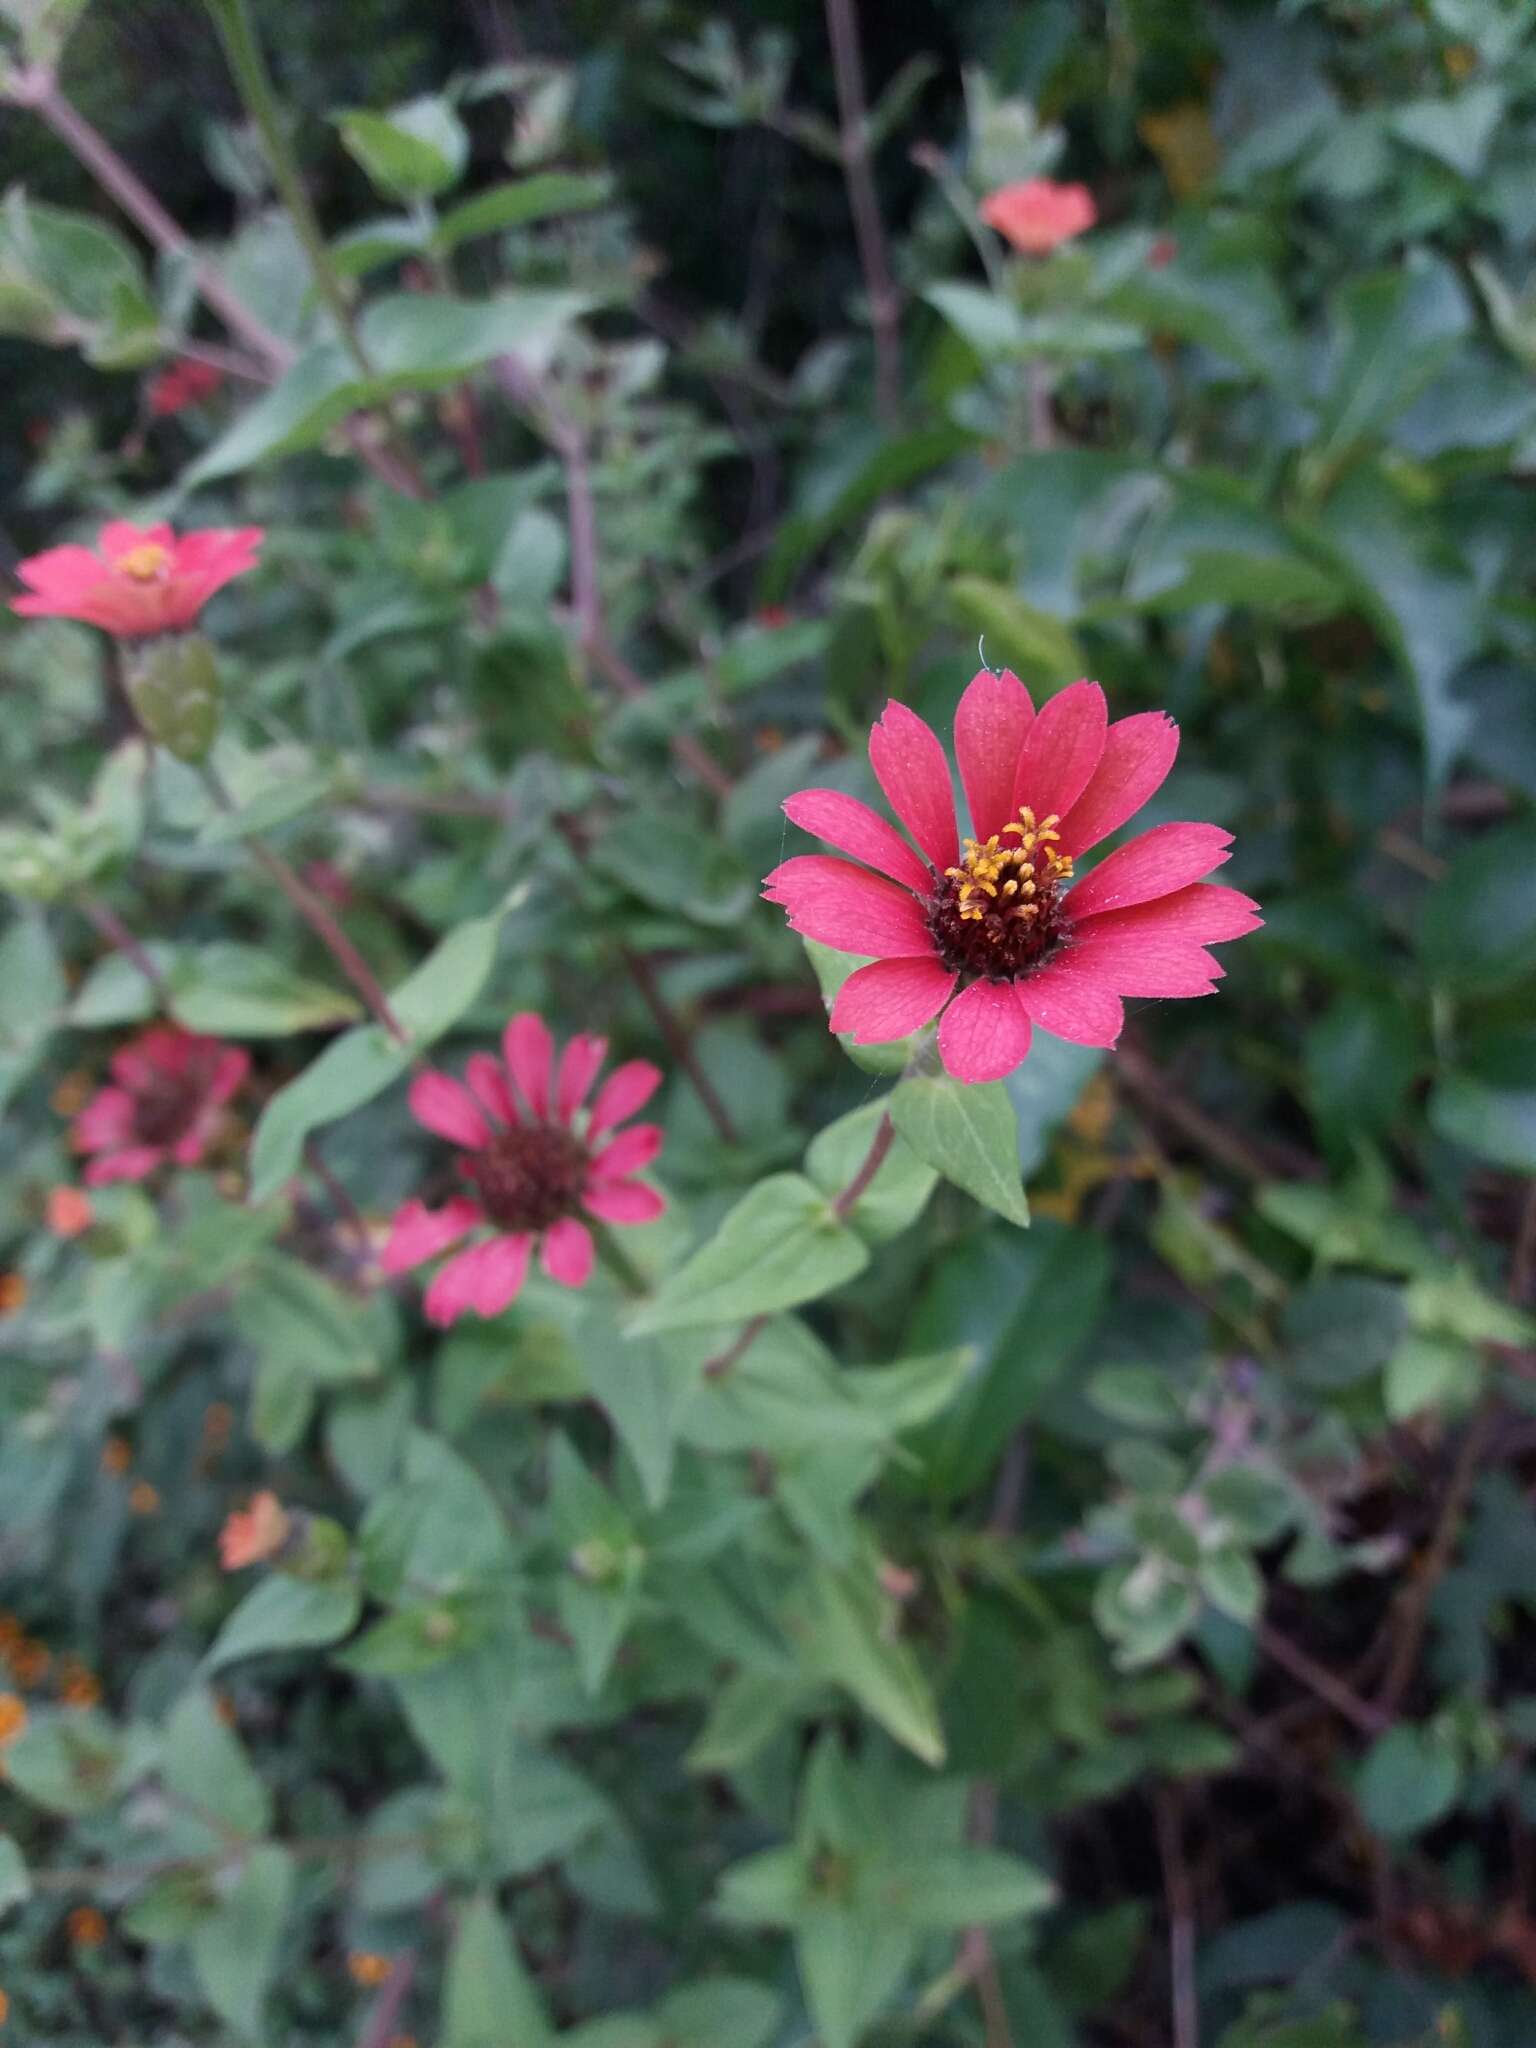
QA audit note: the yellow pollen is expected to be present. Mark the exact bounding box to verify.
[942,807,1074,933]
[115,543,170,582]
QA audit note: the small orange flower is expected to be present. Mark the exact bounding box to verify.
[66,1906,107,1948]
[100,1436,132,1477]
[9,1642,49,1688]
[57,1658,102,1710]
[218,1492,290,1571]
[0,1275,26,1315]
[0,1986,10,2023]
[50,1072,92,1116]
[45,1186,94,1238]
[348,1952,394,1987]
[0,1696,27,1747]
[128,1481,160,1516]
[980,177,1097,255]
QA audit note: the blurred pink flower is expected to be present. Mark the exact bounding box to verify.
[980,178,1097,254]
[219,1492,290,1571]
[383,1016,666,1326]
[764,671,1261,1085]
[146,359,224,416]
[72,1025,249,1184]
[12,521,262,637]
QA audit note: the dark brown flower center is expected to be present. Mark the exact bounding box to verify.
[133,1070,204,1148]
[461,1124,589,1233]
[926,807,1075,981]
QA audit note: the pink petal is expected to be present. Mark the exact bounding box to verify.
[171,1129,213,1166]
[83,1145,166,1185]
[100,520,173,560]
[504,1013,554,1119]
[423,1234,531,1326]
[206,1047,251,1109]
[936,979,1034,1084]
[1058,711,1179,857]
[556,1033,609,1124]
[582,1177,666,1224]
[408,1070,492,1149]
[1015,959,1125,1047]
[1067,821,1232,922]
[782,788,932,893]
[954,667,1034,841]
[1012,680,1108,824]
[13,543,106,597]
[1075,882,1263,947]
[762,855,935,958]
[381,1196,482,1275]
[541,1217,595,1289]
[867,701,958,874]
[72,1086,135,1153]
[828,956,956,1043]
[465,1051,519,1127]
[112,1024,198,1087]
[591,1123,663,1179]
[588,1060,663,1139]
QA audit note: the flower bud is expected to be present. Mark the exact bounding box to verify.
[123,632,221,762]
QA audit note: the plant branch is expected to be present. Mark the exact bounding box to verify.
[494,353,732,798]
[6,65,293,369]
[1376,1394,1499,1717]
[1154,1787,1199,2048]
[356,1947,418,2048]
[1257,1622,1388,1736]
[79,897,170,1000]
[822,0,902,424]
[199,764,406,1041]
[617,945,739,1145]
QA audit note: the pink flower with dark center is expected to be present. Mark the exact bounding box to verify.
[383,1015,666,1327]
[764,671,1261,1085]
[146,359,224,417]
[72,1024,250,1184]
[980,178,1097,255]
[12,521,262,637]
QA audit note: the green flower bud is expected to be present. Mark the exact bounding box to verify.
[123,632,221,762]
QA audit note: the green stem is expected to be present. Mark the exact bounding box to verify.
[593,1224,650,1299]
[202,0,374,385]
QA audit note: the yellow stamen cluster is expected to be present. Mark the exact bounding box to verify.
[116,543,170,582]
[943,807,1074,929]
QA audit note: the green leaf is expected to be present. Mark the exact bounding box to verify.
[435,170,614,250]
[1430,1070,1536,1173]
[1198,1547,1265,1625]
[890,1075,1030,1228]
[794,1906,915,2048]
[1315,261,1468,465]
[1384,1335,1481,1422]
[163,1688,271,1839]
[0,1833,31,1915]
[248,908,505,1201]
[3,1708,123,1817]
[1421,822,1536,993]
[805,1101,936,1244]
[900,1846,1055,1928]
[945,574,1087,686]
[1304,994,1420,1149]
[629,1174,868,1335]
[189,1845,293,2042]
[203,1575,362,1674]
[1357,1724,1462,1840]
[1390,83,1505,177]
[791,1564,946,1766]
[338,96,469,200]
[232,1253,378,1385]
[442,1892,555,2048]
[167,941,358,1036]
[654,1979,780,2048]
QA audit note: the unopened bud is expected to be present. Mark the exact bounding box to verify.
[124,633,221,762]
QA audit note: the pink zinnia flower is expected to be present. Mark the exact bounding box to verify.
[146,359,224,417]
[383,1016,666,1327]
[72,1024,249,1184]
[763,671,1261,1086]
[980,178,1097,255]
[12,520,262,637]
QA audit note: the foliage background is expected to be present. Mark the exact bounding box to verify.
[2,1,1536,2045]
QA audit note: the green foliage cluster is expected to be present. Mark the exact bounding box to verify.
[0,1,1534,2044]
